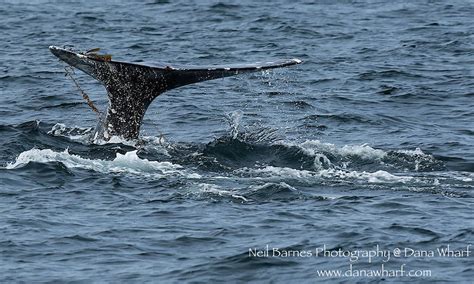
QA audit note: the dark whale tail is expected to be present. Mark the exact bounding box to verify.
[49,46,302,140]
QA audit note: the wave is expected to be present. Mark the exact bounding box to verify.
[5,148,197,178]
[3,119,464,197]
[235,166,412,185]
[48,123,163,148]
[184,183,249,202]
[294,140,386,162]
[48,123,94,143]
[245,182,311,201]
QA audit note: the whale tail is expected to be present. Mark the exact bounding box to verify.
[49,46,302,140]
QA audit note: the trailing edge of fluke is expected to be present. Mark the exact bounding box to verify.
[49,45,302,140]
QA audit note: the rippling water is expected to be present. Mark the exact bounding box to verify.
[1,0,473,282]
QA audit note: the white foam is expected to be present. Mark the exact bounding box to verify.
[393,147,437,171]
[5,148,194,178]
[92,135,138,147]
[48,123,67,135]
[250,182,298,192]
[395,147,426,156]
[247,166,314,179]
[194,183,248,202]
[279,140,387,171]
[426,171,474,183]
[339,144,387,160]
[48,123,142,147]
[296,140,387,160]
[236,165,412,184]
[48,123,93,144]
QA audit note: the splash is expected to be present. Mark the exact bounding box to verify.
[48,123,146,147]
[5,148,195,178]
[48,123,93,143]
[235,166,412,184]
[391,148,439,171]
[193,183,248,202]
[296,140,387,162]
[224,110,243,139]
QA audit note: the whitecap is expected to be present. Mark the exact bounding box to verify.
[5,148,194,178]
[236,165,412,184]
[296,139,387,161]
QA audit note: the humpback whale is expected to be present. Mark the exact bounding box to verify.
[49,46,302,140]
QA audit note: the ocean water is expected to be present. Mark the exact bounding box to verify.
[1,0,473,282]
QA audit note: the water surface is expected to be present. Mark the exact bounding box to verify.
[1,0,473,282]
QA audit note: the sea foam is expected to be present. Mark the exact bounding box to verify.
[5,148,194,178]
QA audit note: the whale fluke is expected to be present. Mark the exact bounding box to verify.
[49,46,302,140]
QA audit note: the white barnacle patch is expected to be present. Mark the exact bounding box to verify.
[110,108,117,114]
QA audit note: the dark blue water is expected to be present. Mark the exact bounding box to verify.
[1,0,473,282]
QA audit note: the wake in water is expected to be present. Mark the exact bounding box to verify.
[6,149,199,178]
[3,117,472,202]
